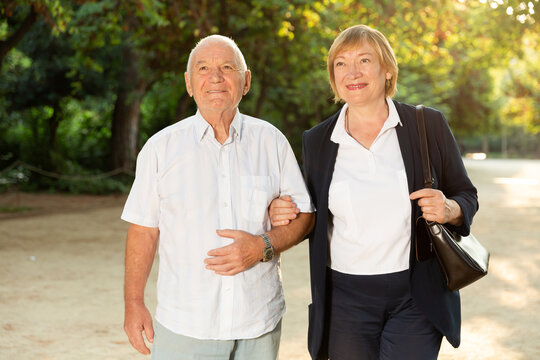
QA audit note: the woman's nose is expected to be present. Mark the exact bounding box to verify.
[347,64,362,77]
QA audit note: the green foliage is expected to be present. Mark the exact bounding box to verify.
[1,15,114,171]
[56,97,115,168]
[139,72,191,142]
[497,34,540,134]
[1,0,539,194]
[1,0,75,35]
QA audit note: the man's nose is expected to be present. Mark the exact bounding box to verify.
[209,67,225,81]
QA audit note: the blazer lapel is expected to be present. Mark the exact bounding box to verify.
[320,116,340,212]
[308,112,339,254]
[394,100,418,194]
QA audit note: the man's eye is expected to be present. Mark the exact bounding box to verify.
[222,65,235,72]
[198,66,209,72]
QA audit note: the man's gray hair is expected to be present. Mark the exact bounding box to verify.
[186,35,248,75]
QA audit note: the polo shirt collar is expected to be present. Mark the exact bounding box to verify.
[385,97,402,129]
[330,98,402,145]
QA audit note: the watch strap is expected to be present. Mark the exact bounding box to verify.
[260,233,274,262]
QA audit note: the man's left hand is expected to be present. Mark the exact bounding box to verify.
[205,229,265,276]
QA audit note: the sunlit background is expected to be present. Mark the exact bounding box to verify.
[1,1,539,359]
[0,0,538,191]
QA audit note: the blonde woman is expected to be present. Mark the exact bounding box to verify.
[270,25,478,360]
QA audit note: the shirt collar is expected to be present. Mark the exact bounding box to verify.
[195,109,244,142]
[330,103,352,145]
[230,110,243,141]
[330,98,402,145]
[385,97,402,129]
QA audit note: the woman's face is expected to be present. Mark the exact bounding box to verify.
[333,42,391,107]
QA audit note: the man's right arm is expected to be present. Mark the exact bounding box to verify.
[124,223,159,355]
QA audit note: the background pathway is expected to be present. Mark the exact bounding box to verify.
[0,159,538,359]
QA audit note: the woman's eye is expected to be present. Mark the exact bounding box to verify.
[335,62,345,67]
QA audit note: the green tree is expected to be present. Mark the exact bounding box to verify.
[2,0,538,192]
[1,17,113,170]
[72,0,336,170]
[0,0,74,64]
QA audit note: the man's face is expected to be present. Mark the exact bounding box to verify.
[184,42,251,116]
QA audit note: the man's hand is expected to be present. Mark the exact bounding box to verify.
[269,195,299,226]
[205,230,265,276]
[410,188,463,226]
[124,300,154,355]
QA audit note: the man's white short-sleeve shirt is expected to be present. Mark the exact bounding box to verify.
[121,109,313,340]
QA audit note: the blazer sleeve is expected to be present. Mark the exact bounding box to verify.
[427,108,479,236]
[302,131,312,192]
[302,130,316,239]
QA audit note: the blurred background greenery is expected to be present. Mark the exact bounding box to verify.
[1,0,538,194]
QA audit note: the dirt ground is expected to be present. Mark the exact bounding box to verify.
[1,158,539,360]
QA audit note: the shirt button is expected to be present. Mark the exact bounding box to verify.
[223,202,228,207]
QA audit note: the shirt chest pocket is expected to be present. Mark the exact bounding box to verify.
[239,176,274,224]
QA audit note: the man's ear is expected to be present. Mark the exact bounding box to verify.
[243,70,252,95]
[184,72,193,97]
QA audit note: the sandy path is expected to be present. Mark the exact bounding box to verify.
[0,158,539,359]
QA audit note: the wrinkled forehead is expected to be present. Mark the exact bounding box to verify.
[189,40,244,70]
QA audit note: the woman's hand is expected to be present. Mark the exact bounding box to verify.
[409,188,463,226]
[268,195,300,226]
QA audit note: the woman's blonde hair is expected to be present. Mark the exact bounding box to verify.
[327,24,398,102]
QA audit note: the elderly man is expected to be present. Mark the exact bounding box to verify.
[121,35,314,360]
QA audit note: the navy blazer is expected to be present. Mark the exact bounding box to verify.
[302,100,478,360]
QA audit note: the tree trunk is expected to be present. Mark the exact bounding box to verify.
[109,45,149,171]
[0,6,38,64]
[175,92,192,122]
[48,101,61,151]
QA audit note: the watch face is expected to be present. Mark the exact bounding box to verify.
[263,247,274,262]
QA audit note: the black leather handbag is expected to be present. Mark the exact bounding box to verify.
[414,105,489,291]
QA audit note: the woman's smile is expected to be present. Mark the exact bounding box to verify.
[345,83,368,90]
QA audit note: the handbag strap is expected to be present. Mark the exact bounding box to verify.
[415,105,434,188]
